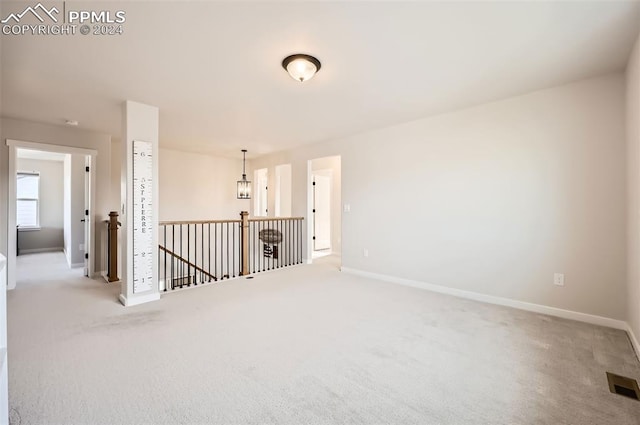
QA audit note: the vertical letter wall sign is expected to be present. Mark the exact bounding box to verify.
[132,140,154,293]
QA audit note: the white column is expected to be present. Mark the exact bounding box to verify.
[119,101,160,306]
[0,254,8,425]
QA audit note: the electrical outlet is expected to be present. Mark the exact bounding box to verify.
[554,273,564,286]
[363,248,369,257]
[344,204,351,213]
[79,244,84,251]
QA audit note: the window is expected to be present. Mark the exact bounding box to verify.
[17,172,40,228]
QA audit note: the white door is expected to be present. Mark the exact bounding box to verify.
[313,174,331,251]
[83,156,91,277]
[254,168,268,217]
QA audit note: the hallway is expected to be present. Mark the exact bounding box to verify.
[15,252,84,288]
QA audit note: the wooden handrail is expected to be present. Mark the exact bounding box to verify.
[248,217,304,222]
[158,213,304,289]
[158,245,217,281]
[159,219,241,226]
[160,217,303,226]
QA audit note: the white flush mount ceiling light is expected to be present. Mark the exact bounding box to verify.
[282,54,321,82]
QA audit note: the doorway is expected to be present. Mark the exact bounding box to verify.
[6,140,97,290]
[254,168,268,217]
[308,156,342,265]
[312,172,332,252]
[83,156,92,276]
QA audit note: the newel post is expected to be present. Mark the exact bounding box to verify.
[240,211,249,276]
[107,211,120,282]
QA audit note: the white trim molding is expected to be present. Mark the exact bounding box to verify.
[6,139,98,157]
[340,267,629,331]
[627,324,640,362]
[118,292,161,307]
[6,139,98,290]
[18,248,64,255]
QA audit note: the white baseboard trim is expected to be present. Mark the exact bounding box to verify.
[627,324,640,362]
[62,248,84,269]
[63,248,71,267]
[118,292,161,307]
[341,267,628,331]
[18,247,63,255]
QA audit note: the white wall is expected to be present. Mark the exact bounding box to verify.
[311,156,342,254]
[0,118,112,273]
[0,26,8,425]
[251,74,627,321]
[275,164,292,217]
[626,34,640,347]
[16,158,64,252]
[111,140,121,215]
[158,148,250,221]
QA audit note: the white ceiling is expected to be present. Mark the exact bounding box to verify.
[1,1,639,158]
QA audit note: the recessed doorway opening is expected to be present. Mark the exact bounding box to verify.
[254,168,268,217]
[6,140,97,290]
[308,156,341,266]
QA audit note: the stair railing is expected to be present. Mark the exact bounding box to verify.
[158,212,303,291]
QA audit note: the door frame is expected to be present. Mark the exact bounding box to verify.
[6,139,97,289]
[306,158,340,264]
[253,168,268,217]
[312,170,332,252]
[83,155,92,276]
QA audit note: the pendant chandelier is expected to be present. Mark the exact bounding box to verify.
[237,149,251,199]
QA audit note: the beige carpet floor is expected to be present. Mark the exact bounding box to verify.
[15,251,84,287]
[7,253,640,424]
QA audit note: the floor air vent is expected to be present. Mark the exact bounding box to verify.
[606,372,640,401]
